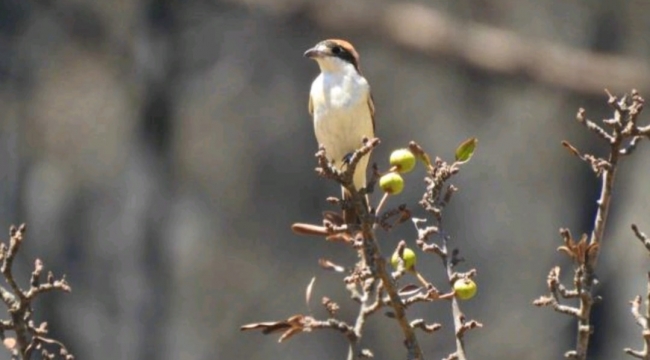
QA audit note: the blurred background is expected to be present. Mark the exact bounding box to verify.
[1,0,650,359]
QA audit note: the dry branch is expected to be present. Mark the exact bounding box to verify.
[0,224,73,360]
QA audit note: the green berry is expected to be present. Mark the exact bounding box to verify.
[390,149,416,173]
[453,279,477,300]
[391,247,417,271]
[379,172,404,195]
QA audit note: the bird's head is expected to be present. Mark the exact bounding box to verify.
[304,39,361,74]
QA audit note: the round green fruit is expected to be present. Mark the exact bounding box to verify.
[379,172,404,195]
[391,247,417,271]
[390,149,416,173]
[453,279,477,300]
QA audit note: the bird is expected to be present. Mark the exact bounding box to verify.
[304,39,375,223]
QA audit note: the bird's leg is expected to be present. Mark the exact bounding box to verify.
[342,152,354,165]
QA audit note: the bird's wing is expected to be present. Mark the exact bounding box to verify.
[308,94,314,116]
[368,92,376,132]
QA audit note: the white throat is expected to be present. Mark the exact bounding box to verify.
[315,56,358,75]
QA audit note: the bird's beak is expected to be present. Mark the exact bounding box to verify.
[304,46,325,59]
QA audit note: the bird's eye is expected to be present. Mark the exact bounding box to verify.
[331,46,343,54]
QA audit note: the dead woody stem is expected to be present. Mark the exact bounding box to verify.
[245,137,480,360]
[0,224,73,360]
[535,90,647,360]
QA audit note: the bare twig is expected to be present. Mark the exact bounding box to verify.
[625,226,650,359]
[413,141,481,360]
[260,139,426,359]
[317,138,425,357]
[537,90,647,360]
[0,224,73,360]
[632,224,650,253]
[575,92,644,358]
[623,290,650,359]
[252,137,479,359]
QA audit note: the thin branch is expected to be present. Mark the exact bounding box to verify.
[287,139,425,359]
[413,142,480,360]
[574,93,645,358]
[632,224,650,253]
[537,90,647,360]
[0,225,73,360]
[625,225,650,359]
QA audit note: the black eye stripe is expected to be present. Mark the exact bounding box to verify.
[325,43,357,67]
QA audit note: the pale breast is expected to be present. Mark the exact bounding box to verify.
[310,72,369,113]
[310,72,374,167]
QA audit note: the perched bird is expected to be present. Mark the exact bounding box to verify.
[304,39,375,223]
